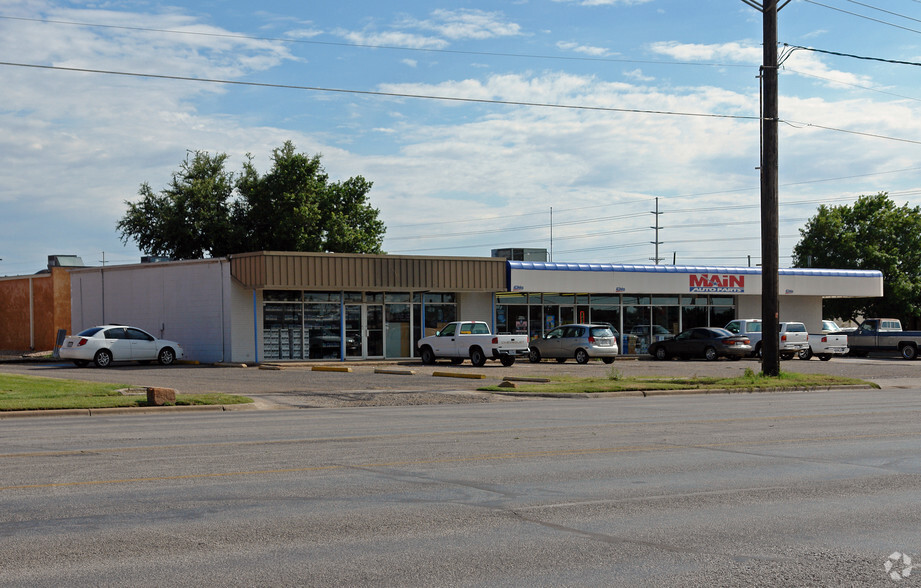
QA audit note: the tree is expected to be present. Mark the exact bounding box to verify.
[118,141,386,258]
[792,192,921,324]
[117,151,236,259]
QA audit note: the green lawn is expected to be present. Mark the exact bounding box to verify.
[481,368,875,394]
[0,373,252,411]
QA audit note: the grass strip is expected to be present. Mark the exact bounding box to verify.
[0,373,252,411]
[480,368,875,395]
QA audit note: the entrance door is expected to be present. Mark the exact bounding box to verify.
[345,304,385,359]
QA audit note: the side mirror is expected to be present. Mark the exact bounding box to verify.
[435,330,441,337]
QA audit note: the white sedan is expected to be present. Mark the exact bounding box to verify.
[60,325,184,368]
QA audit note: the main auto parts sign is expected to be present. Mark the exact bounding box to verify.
[689,274,745,293]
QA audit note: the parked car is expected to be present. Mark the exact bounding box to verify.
[60,325,184,368]
[528,324,619,364]
[417,321,529,367]
[648,327,751,361]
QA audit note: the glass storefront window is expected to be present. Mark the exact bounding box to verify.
[386,293,411,303]
[542,294,573,305]
[682,305,709,329]
[424,293,456,304]
[304,292,340,303]
[263,303,303,360]
[264,291,302,302]
[305,303,342,359]
[711,306,735,328]
[623,295,650,306]
[385,303,411,358]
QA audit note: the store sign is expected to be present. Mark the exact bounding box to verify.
[689,274,745,293]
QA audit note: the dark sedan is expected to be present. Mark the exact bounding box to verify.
[648,327,751,361]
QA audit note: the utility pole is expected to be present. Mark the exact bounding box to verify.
[650,197,663,264]
[743,0,788,376]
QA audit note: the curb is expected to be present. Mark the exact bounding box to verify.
[0,403,257,419]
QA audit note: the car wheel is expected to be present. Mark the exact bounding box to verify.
[753,343,762,358]
[556,357,567,364]
[575,349,590,364]
[157,347,176,366]
[93,349,112,368]
[602,357,615,364]
[798,347,813,360]
[899,344,918,360]
[72,360,89,367]
[500,355,515,367]
[470,347,487,367]
[450,358,464,365]
[654,347,669,361]
[420,346,436,365]
[780,353,795,360]
[528,348,542,363]
[818,354,832,361]
[704,346,718,361]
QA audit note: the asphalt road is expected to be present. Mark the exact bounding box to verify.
[2,382,921,586]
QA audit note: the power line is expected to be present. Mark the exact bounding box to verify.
[785,43,921,67]
[800,0,921,34]
[0,60,762,122]
[0,15,752,69]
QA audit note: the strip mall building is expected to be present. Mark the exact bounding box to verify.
[66,251,883,363]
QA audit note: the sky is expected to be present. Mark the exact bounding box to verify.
[2,0,921,276]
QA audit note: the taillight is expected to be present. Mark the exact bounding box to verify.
[821,336,827,343]
[742,338,749,345]
[588,336,596,343]
[492,337,498,344]
[77,338,89,346]
[781,334,787,341]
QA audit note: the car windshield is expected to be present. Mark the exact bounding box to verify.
[77,327,104,337]
[590,327,614,337]
[710,328,733,337]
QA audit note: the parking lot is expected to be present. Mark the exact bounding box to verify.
[1,352,918,409]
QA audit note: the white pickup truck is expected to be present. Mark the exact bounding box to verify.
[417,321,530,367]
[724,319,809,359]
[798,320,849,361]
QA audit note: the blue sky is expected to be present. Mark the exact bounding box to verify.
[2,0,921,275]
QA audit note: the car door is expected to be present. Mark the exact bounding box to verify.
[102,327,132,361]
[539,326,566,357]
[126,328,158,360]
[431,323,457,356]
[561,326,584,357]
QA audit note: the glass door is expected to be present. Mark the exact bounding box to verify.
[345,305,363,359]
[366,304,384,357]
[344,304,385,358]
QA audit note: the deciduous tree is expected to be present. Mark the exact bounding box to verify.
[792,192,921,324]
[117,142,386,258]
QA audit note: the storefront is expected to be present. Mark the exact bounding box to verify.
[502,261,883,355]
[67,253,883,363]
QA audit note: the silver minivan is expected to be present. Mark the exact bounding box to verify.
[528,323,619,364]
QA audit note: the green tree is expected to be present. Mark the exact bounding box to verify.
[117,150,236,259]
[118,141,386,258]
[792,192,921,324]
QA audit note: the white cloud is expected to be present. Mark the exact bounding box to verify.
[648,41,761,64]
[556,41,610,56]
[623,68,654,82]
[405,9,523,40]
[334,28,448,50]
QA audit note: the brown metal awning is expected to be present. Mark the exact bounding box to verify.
[229,251,507,292]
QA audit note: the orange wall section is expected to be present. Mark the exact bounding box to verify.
[0,267,73,352]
